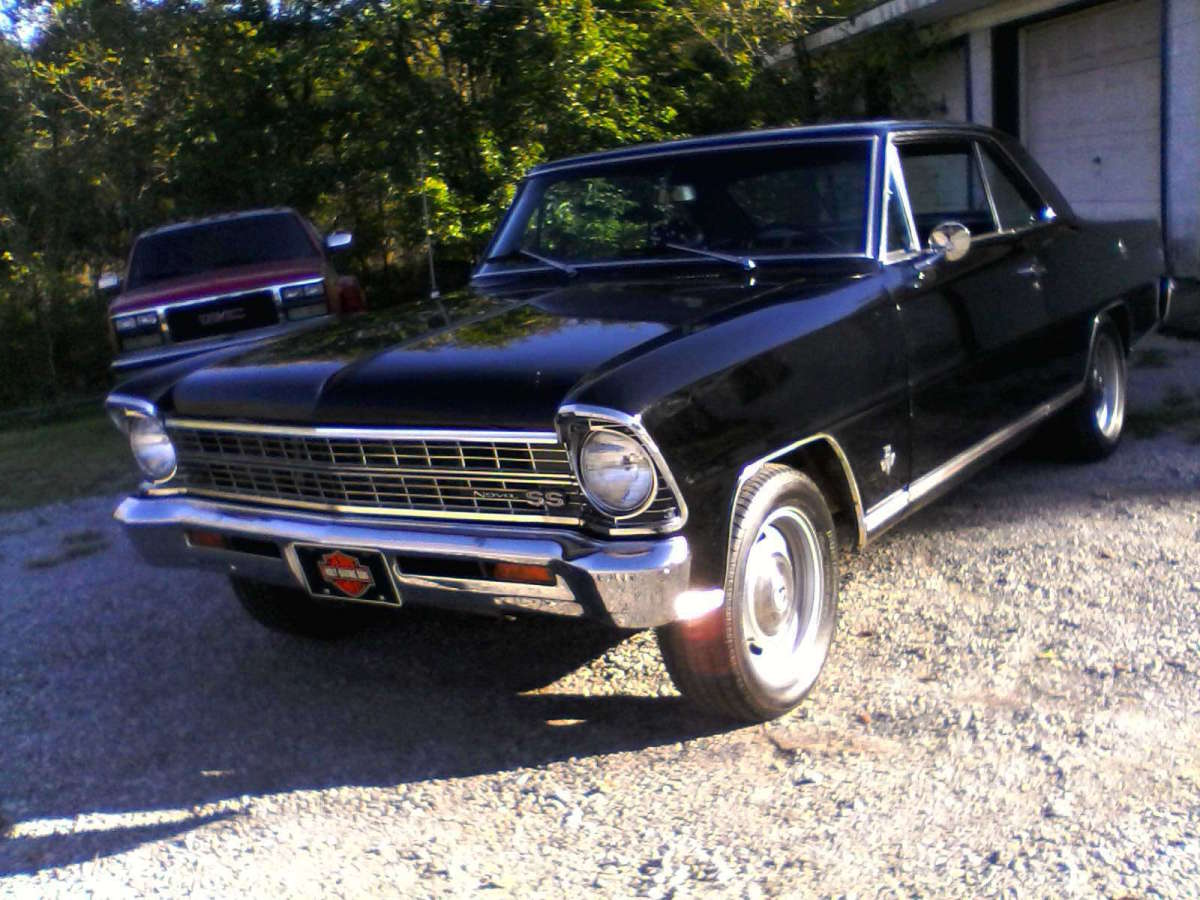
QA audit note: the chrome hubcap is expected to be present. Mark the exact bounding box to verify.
[1091,335,1125,440]
[742,507,823,689]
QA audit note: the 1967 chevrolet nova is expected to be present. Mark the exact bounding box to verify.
[105,122,1170,721]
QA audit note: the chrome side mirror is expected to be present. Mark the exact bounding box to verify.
[325,231,353,252]
[97,272,122,294]
[928,221,972,263]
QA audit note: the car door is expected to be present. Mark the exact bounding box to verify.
[887,135,1054,479]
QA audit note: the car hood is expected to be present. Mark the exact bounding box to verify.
[111,259,325,314]
[163,270,853,429]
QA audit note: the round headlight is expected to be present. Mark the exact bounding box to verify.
[578,430,656,516]
[129,415,176,481]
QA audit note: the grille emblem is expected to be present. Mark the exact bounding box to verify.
[472,488,566,508]
[317,551,374,598]
[197,307,247,326]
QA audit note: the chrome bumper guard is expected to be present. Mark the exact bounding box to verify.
[114,496,693,629]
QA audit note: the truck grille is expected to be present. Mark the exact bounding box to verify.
[163,420,682,531]
[165,290,279,343]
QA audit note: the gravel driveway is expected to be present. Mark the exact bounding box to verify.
[2,334,1198,898]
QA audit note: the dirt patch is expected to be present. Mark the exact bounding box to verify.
[24,529,110,570]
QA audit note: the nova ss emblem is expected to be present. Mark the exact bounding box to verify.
[197,307,247,326]
[880,444,897,476]
[317,550,374,598]
[472,488,566,509]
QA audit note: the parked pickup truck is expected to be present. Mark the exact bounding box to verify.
[105,122,1169,721]
[101,208,364,375]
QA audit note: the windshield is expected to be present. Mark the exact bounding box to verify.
[482,139,873,271]
[126,212,319,289]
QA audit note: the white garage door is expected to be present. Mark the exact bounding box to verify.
[1020,0,1162,221]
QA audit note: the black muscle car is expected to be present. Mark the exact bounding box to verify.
[105,122,1170,721]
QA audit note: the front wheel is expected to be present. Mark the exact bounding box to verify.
[656,465,838,722]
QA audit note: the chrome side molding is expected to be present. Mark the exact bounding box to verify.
[862,384,1083,538]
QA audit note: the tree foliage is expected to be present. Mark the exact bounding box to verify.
[0,0,924,411]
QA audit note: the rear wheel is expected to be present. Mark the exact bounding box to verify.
[231,577,384,640]
[656,465,838,722]
[1054,321,1127,460]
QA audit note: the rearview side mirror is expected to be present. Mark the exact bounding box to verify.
[928,221,972,263]
[97,272,122,295]
[325,231,353,253]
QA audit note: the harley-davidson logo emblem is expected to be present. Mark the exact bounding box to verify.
[317,550,374,598]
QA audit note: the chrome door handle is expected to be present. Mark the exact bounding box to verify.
[1017,261,1047,278]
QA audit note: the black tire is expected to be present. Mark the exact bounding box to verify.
[1053,320,1127,461]
[656,464,838,722]
[230,577,384,640]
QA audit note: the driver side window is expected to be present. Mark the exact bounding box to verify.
[897,140,997,245]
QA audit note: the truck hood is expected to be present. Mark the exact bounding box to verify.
[111,259,325,314]
[163,270,851,429]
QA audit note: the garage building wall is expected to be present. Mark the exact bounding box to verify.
[913,43,970,121]
[1166,0,1200,278]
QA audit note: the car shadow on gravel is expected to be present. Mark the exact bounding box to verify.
[0,591,727,877]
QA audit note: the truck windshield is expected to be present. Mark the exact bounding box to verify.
[481,139,873,272]
[126,212,319,289]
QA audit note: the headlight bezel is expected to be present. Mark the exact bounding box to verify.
[578,428,658,518]
[556,404,689,533]
[105,396,177,484]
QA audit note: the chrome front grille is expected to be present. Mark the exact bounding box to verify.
[162,419,684,532]
[167,422,582,522]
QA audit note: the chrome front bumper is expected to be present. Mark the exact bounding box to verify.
[114,496,696,629]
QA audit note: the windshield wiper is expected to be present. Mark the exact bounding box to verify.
[661,242,756,273]
[485,248,578,277]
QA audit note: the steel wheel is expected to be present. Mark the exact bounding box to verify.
[655,465,838,722]
[741,508,825,691]
[1090,330,1125,440]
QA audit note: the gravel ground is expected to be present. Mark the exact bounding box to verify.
[1,333,1198,898]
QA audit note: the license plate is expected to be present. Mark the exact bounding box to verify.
[293,545,401,606]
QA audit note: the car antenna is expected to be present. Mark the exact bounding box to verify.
[417,138,442,302]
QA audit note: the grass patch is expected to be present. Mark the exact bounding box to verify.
[1127,385,1200,442]
[0,413,136,513]
[1132,347,1171,369]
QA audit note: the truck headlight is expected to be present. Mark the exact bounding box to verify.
[578,430,656,516]
[129,415,177,481]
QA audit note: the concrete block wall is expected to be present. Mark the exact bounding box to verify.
[1166,0,1199,279]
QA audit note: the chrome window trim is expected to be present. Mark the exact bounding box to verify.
[890,131,1002,241]
[972,137,1057,239]
[529,134,877,175]
[555,403,690,531]
[880,139,921,264]
[973,141,1003,233]
[477,135,881,276]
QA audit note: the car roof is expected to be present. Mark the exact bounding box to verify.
[528,120,999,175]
[137,207,302,240]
